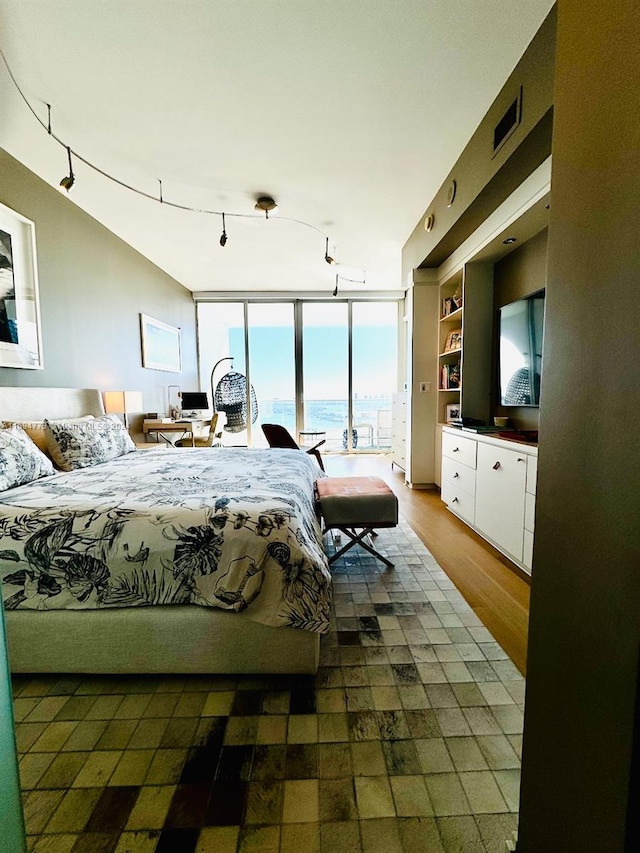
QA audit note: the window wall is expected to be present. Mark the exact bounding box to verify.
[197,300,398,451]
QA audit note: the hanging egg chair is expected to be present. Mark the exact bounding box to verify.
[211,358,258,433]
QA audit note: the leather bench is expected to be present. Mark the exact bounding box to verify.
[315,476,399,567]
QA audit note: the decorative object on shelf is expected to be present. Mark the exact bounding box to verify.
[210,357,258,433]
[445,403,461,424]
[140,314,181,373]
[494,416,510,427]
[443,328,462,352]
[440,361,461,390]
[103,390,143,428]
[441,296,454,317]
[0,202,43,369]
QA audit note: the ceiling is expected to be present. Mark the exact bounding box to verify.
[0,0,554,295]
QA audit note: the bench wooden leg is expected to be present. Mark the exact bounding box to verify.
[325,526,394,568]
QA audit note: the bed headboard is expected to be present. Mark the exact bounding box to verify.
[0,387,105,421]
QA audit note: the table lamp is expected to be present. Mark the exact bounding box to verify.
[103,391,143,428]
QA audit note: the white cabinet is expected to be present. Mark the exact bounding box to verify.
[391,392,407,471]
[475,442,528,563]
[441,427,537,574]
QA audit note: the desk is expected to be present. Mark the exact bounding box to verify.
[143,419,204,446]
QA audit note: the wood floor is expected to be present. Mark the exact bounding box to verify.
[322,453,531,675]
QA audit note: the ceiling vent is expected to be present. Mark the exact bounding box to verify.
[493,87,523,157]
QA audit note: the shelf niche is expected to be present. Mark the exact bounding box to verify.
[437,263,493,425]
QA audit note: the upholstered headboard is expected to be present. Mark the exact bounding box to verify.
[0,387,105,421]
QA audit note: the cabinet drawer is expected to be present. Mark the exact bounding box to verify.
[524,492,536,532]
[442,456,476,497]
[442,432,477,469]
[526,456,538,495]
[441,480,475,525]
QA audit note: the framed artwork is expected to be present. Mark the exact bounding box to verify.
[443,328,462,352]
[0,202,44,369]
[140,313,181,372]
[445,403,461,423]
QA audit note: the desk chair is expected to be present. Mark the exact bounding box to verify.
[175,414,221,447]
[262,423,326,472]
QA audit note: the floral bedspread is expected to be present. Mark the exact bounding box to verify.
[0,448,331,633]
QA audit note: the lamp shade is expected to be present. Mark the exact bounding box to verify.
[103,391,143,415]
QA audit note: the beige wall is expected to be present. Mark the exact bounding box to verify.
[0,149,198,428]
[518,1,640,850]
[402,7,556,279]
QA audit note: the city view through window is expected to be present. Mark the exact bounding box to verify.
[197,301,398,451]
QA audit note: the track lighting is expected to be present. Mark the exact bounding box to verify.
[59,145,75,192]
[254,195,278,219]
[332,270,366,297]
[324,237,335,265]
[0,49,372,276]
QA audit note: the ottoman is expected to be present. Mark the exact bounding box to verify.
[316,476,399,567]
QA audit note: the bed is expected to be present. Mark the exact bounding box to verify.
[0,387,329,674]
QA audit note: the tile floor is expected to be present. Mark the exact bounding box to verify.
[12,520,524,852]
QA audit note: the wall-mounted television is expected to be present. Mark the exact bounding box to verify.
[498,289,545,406]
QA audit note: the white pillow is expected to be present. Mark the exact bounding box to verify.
[2,415,95,458]
[0,425,56,491]
[44,415,136,471]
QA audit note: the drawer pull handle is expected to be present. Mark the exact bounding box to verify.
[517,457,525,462]
[492,461,501,470]
[452,497,459,503]
[453,473,459,478]
[452,447,459,452]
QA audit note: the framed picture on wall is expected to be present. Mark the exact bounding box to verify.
[0,202,44,369]
[445,403,461,423]
[140,313,181,372]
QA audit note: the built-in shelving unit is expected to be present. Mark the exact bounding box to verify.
[438,272,463,422]
[437,263,493,426]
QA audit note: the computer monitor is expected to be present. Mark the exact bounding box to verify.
[179,391,209,417]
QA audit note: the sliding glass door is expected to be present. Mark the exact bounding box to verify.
[352,302,397,451]
[301,302,349,451]
[247,303,296,448]
[197,299,398,452]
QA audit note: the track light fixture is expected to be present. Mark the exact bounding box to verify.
[324,237,335,265]
[332,270,366,297]
[59,145,75,192]
[0,49,372,277]
[254,195,278,219]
